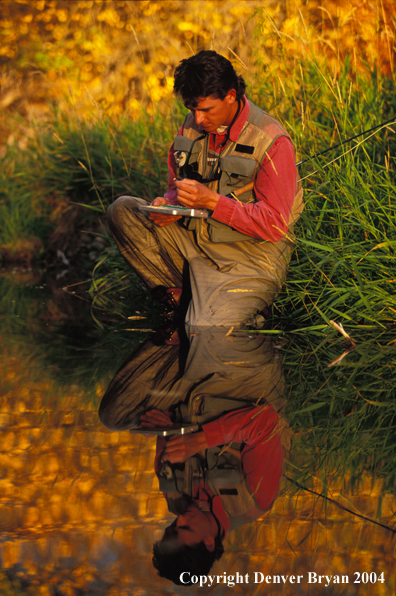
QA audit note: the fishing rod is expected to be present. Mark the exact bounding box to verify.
[228,115,396,199]
[296,115,396,166]
[283,474,396,534]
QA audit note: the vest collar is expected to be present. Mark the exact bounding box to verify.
[228,95,250,142]
[193,486,231,539]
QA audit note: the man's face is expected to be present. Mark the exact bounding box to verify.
[187,90,237,133]
[175,505,213,547]
[162,503,217,551]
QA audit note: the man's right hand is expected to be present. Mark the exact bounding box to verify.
[162,431,208,463]
[149,197,182,227]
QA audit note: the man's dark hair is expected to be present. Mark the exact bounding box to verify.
[152,522,224,585]
[173,50,246,107]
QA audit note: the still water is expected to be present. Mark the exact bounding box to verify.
[1,269,395,595]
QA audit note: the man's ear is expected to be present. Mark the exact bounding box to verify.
[204,535,216,552]
[225,89,237,103]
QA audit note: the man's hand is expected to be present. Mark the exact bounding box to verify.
[162,431,208,463]
[176,179,220,211]
[149,197,182,227]
[139,409,173,429]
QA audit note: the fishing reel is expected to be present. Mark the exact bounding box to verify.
[174,149,203,182]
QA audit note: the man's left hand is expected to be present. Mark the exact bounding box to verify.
[139,409,173,429]
[149,197,181,227]
[176,179,220,211]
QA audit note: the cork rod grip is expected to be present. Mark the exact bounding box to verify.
[231,181,254,198]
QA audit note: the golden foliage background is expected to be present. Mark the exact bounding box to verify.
[0,0,395,127]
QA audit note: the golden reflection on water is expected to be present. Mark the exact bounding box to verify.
[1,344,395,595]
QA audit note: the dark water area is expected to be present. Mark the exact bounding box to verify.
[1,268,395,596]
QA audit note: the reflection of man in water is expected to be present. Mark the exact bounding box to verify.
[99,328,291,585]
[106,50,303,328]
[142,401,286,585]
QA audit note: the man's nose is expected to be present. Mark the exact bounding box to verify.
[194,111,205,125]
[176,514,186,526]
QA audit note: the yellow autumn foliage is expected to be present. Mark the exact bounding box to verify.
[0,0,394,131]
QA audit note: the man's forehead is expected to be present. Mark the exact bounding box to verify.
[186,95,222,110]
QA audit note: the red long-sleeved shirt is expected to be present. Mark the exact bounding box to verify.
[164,97,299,242]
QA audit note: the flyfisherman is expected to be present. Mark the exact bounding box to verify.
[107,50,303,327]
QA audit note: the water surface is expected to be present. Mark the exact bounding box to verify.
[1,269,395,595]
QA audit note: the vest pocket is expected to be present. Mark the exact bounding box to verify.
[219,155,256,195]
[173,135,201,174]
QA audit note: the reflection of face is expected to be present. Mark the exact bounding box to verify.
[187,91,237,133]
[175,503,217,551]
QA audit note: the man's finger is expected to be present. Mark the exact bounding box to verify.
[166,435,184,446]
[151,196,169,206]
[163,447,185,459]
[164,441,183,453]
[141,410,173,425]
[176,178,199,188]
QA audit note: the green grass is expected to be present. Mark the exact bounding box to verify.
[281,328,396,498]
[277,148,396,327]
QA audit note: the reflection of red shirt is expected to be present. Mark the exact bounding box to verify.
[203,405,284,512]
[155,404,283,536]
[164,97,299,242]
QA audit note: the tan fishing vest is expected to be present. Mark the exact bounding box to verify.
[173,100,304,242]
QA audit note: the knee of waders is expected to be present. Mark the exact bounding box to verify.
[107,195,134,228]
[108,195,149,226]
[98,402,139,432]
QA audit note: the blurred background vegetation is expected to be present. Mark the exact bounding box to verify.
[1,0,394,124]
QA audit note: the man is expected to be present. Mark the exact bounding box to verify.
[107,50,303,327]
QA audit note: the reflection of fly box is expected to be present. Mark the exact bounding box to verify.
[139,204,209,218]
[129,423,200,436]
